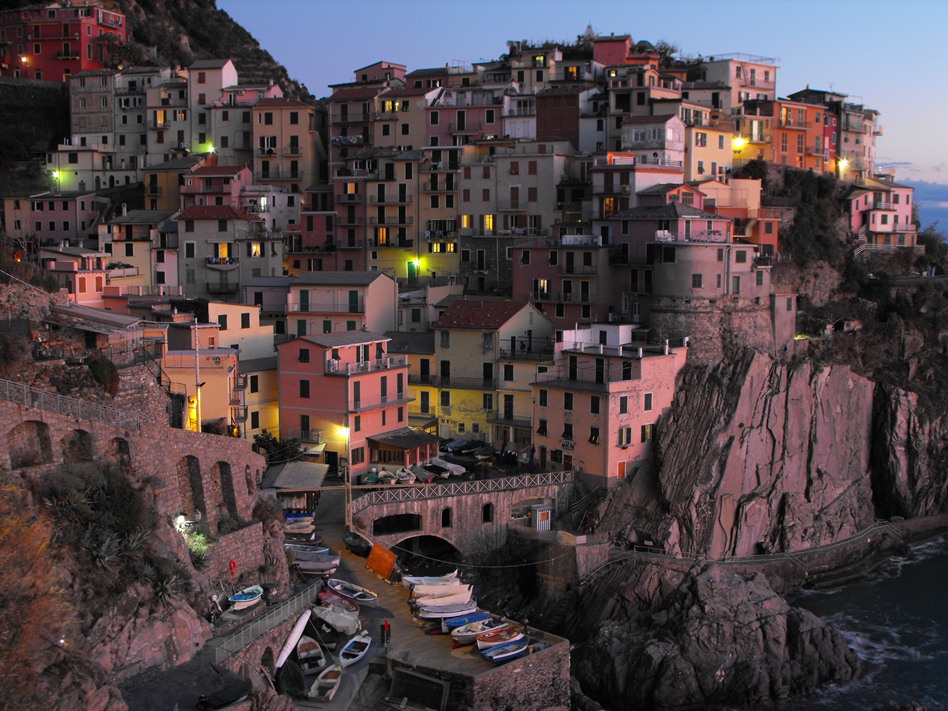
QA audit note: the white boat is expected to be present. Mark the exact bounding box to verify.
[228,585,263,611]
[296,634,327,675]
[339,630,372,667]
[411,581,469,597]
[451,617,507,645]
[417,601,477,619]
[284,542,329,555]
[284,521,316,534]
[290,551,341,574]
[275,610,311,670]
[416,457,465,479]
[481,637,548,664]
[476,624,524,650]
[394,467,416,485]
[311,604,360,636]
[327,578,379,608]
[307,663,342,702]
[401,570,458,588]
[412,589,473,608]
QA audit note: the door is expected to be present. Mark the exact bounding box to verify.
[420,358,430,384]
[503,394,514,420]
[482,363,493,387]
[353,381,361,409]
[407,260,417,282]
[568,355,578,380]
[440,360,451,386]
[296,319,306,337]
[618,461,627,480]
[299,289,309,312]
[456,110,466,131]
[565,251,575,274]
[595,358,604,384]
[348,289,359,313]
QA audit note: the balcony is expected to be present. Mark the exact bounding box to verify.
[56,51,80,60]
[205,256,239,271]
[778,120,811,129]
[559,264,598,276]
[370,238,414,249]
[420,162,460,173]
[324,355,408,376]
[408,373,434,385]
[430,375,497,390]
[332,114,372,125]
[335,193,363,204]
[151,120,168,130]
[351,392,412,412]
[282,427,324,443]
[498,347,555,362]
[497,200,528,212]
[291,242,337,254]
[420,183,456,194]
[368,194,413,205]
[369,216,413,226]
[486,410,531,429]
[336,240,364,249]
[336,215,364,226]
[448,122,483,133]
[287,300,364,314]
[867,202,896,211]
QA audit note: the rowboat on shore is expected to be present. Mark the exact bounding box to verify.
[311,604,360,636]
[401,570,458,588]
[410,581,469,597]
[327,578,379,608]
[318,590,359,614]
[289,551,341,574]
[441,610,490,632]
[481,637,549,664]
[228,585,264,611]
[339,630,372,667]
[284,542,329,555]
[306,663,343,702]
[296,635,326,675]
[411,589,473,608]
[416,601,477,619]
[476,624,524,650]
[451,617,507,645]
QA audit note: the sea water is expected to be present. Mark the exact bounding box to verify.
[777,536,948,710]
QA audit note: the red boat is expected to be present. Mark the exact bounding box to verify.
[318,589,359,614]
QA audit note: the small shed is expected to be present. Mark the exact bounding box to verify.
[259,460,329,512]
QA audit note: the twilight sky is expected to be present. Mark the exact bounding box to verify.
[218,0,948,191]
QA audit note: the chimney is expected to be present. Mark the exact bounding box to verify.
[121,203,127,215]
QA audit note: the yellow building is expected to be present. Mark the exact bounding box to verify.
[684,125,732,182]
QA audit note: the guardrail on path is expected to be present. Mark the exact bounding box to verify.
[0,377,142,430]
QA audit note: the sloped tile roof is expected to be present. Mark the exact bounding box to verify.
[436,299,528,330]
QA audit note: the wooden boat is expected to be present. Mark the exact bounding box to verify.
[290,552,341,574]
[276,611,312,670]
[284,521,316,534]
[401,570,458,588]
[441,610,490,631]
[451,617,507,645]
[318,590,359,614]
[416,601,477,619]
[306,663,343,702]
[296,634,327,675]
[284,542,329,555]
[412,589,473,608]
[342,527,372,557]
[411,581,468,597]
[327,578,378,608]
[338,630,372,667]
[482,638,549,664]
[476,624,524,650]
[311,604,360,636]
[394,467,416,485]
[228,585,264,611]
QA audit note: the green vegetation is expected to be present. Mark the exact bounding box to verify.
[86,356,120,397]
[253,430,303,464]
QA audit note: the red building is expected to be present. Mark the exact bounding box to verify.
[0,2,127,82]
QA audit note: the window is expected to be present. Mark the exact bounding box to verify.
[440,331,450,348]
[241,313,250,329]
[299,379,310,398]
[562,422,573,439]
[289,111,299,125]
[298,347,310,362]
[503,364,513,381]
[691,273,703,289]
[539,389,547,407]
[457,422,465,434]
[350,447,364,465]
[250,411,259,429]
[537,419,548,436]
[430,111,439,125]
[441,507,452,528]
[482,503,494,523]
[732,276,741,294]
[354,415,361,432]
[644,393,653,411]
[619,396,628,414]
[590,396,600,414]
[589,427,600,445]
[564,393,573,411]
[217,314,228,330]
[250,375,259,393]
[440,391,450,407]
[641,424,654,442]
[735,250,748,263]
[483,393,493,410]
[619,426,632,446]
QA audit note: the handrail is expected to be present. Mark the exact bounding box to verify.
[0,377,141,430]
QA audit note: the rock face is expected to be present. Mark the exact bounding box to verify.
[646,350,876,557]
[575,563,860,710]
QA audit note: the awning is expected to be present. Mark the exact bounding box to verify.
[259,461,328,491]
[408,414,438,430]
[367,427,441,450]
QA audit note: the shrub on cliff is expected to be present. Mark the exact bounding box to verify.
[86,356,120,397]
[778,170,845,268]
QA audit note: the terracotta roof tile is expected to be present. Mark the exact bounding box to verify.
[436,299,528,330]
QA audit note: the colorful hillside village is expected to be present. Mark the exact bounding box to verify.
[1,3,916,490]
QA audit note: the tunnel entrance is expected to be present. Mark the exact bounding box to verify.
[393,535,461,577]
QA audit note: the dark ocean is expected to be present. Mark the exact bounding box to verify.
[777,536,948,710]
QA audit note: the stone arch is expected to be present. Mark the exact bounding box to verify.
[389,534,461,574]
[260,647,275,677]
[7,420,53,469]
[176,455,205,518]
[60,429,95,463]
[441,506,452,528]
[104,437,131,468]
[214,461,239,518]
[372,512,423,538]
[244,465,254,496]
[482,502,494,524]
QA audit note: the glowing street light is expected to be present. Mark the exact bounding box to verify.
[732,136,748,151]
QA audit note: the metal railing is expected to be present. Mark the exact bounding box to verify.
[212,582,323,664]
[0,378,141,430]
[350,469,574,513]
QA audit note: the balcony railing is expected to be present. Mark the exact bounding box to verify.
[448,122,483,133]
[369,238,413,249]
[559,264,598,276]
[282,428,324,443]
[287,300,364,314]
[430,375,496,390]
[497,201,528,212]
[351,392,412,412]
[368,194,413,205]
[369,216,413,226]
[486,410,530,428]
[336,215,364,226]
[408,374,434,385]
[498,347,555,362]
[324,355,408,376]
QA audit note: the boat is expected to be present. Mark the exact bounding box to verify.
[289,551,341,574]
[311,604,360,636]
[276,610,312,670]
[228,585,264,611]
[472,445,495,461]
[481,638,549,664]
[342,527,372,557]
[306,663,343,702]
[411,581,469,597]
[327,578,379,608]
[451,617,507,645]
[441,610,490,630]
[416,601,477,619]
[318,590,359,614]
[476,624,524,650]
[416,457,465,479]
[197,677,253,709]
[338,630,372,667]
[284,521,316,534]
[394,467,416,485]
[401,570,458,588]
[296,634,327,675]
[284,542,329,555]
[412,589,473,608]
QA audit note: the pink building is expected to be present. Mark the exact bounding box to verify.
[842,176,916,250]
[278,331,430,477]
[180,165,252,209]
[40,243,108,307]
[532,324,688,488]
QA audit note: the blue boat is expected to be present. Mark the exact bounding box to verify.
[442,611,490,630]
[481,637,549,664]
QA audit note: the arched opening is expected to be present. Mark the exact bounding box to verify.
[104,437,131,469]
[441,507,452,528]
[260,647,275,677]
[373,513,422,538]
[214,461,239,518]
[482,502,494,523]
[392,535,461,577]
[60,429,94,463]
[244,465,254,496]
[176,455,205,519]
[7,420,53,468]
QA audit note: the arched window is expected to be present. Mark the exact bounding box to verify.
[482,502,494,523]
[441,507,452,528]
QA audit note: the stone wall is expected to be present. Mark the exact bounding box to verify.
[470,641,571,710]
[206,522,266,582]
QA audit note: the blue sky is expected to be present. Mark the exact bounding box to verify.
[218,0,948,223]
